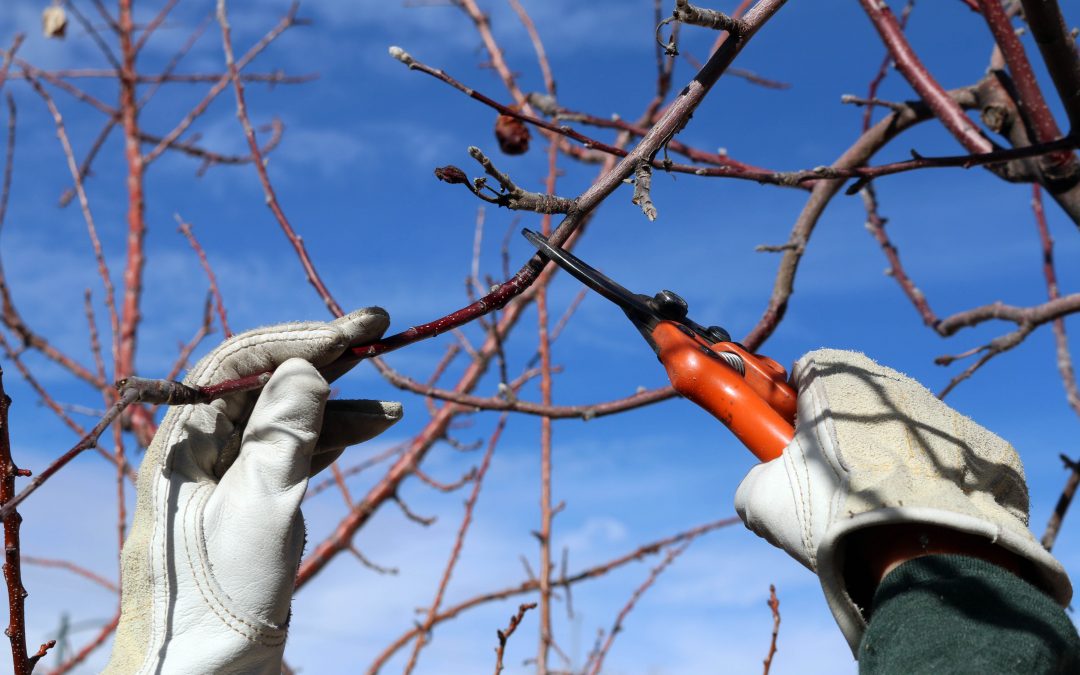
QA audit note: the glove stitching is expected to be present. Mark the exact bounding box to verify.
[139,441,173,675]
[141,404,201,674]
[184,482,287,646]
[188,327,342,387]
[799,379,827,569]
[790,436,816,568]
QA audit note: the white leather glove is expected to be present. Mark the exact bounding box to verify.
[105,308,402,674]
[734,349,1071,655]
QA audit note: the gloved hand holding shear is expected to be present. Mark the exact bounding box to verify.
[525,230,1080,673]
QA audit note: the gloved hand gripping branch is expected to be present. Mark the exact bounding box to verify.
[105,307,402,675]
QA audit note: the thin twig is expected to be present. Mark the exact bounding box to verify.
[1042,455,1080,551]
[144,4,304,165]
[176,217,232,337]
[401,414,508,674]
[762,585,781,675]
[43,613,118,675]
[217,0,342,317]
[861,0,914,132]
[1017,0,1080,132]
[368,518,738,672]
[0,388,139,522]
[493,603,536,675]
[1032,184,1080,416]
[586,541,694,675]
[20,557,117,594]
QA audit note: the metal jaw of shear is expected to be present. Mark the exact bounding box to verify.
[523,229,796,462]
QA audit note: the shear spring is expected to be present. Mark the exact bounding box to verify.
[715,350,745,376]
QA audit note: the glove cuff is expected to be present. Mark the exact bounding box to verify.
[818,507,1072,656]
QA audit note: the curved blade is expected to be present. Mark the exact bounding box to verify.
[522,229,654,319]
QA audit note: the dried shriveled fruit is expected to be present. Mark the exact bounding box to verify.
[494,114,530,155]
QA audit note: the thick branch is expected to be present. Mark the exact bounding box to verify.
[1018,0,1080,132]
[859,0,993,154]
[0,371,55,674]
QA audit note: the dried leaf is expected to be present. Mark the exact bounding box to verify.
[42,6,67,39]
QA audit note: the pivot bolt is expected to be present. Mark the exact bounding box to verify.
[706,325,731,343]
[652,290,688,320]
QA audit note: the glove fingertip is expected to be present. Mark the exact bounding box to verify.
[334,307,391,346]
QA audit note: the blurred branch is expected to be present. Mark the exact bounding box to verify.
[1043,455,1080,551]
[20,557,117,594]
[585,540,694,675]
[369,518,738,672]
[762,585,781,675]
[217,0,343,317]
[493,603,536,675]
[401,414,507,674]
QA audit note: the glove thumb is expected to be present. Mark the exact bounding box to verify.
[735,454,817,572]
[218,357,329,505]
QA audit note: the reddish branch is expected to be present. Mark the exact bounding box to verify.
[451,0,528,109]
[977,0,1075,178]
[20,557,117,594]
[8,70,313,85]
[304,444,405,500]
[0,388,139,522]
[535,139,560,672]
[177,218,231,337]
[0,334,135,479]
[861,0,913,132]
[858,0,992,154]
[744,87,977,349]
[762,585,781,675]
[1018,0,1080,133]
[861,186,936,327]
[507,0,553,97]
[144,3,305,165]
[1042,455,1080,552]
[0,86,107,391]
[162,294,215,383]
[493,603,536,675]
[585,540,694,675]
[116,0,147,387]
[0,371,55,674]
[1032,184,1080,417]
[368,518,738,671]
[392,49,787,187]
[400,414,507,674]
[43,613,119,675]
[216,0,343,318]
[308,2,792,399]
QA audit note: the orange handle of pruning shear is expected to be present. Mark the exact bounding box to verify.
[651,322,796,462]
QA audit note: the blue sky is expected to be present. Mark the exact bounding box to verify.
[1,0,1079,673]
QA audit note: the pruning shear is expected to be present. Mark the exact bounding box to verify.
[523,229,796,462]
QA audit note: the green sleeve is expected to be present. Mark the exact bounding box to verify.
[859,554,1080,674]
